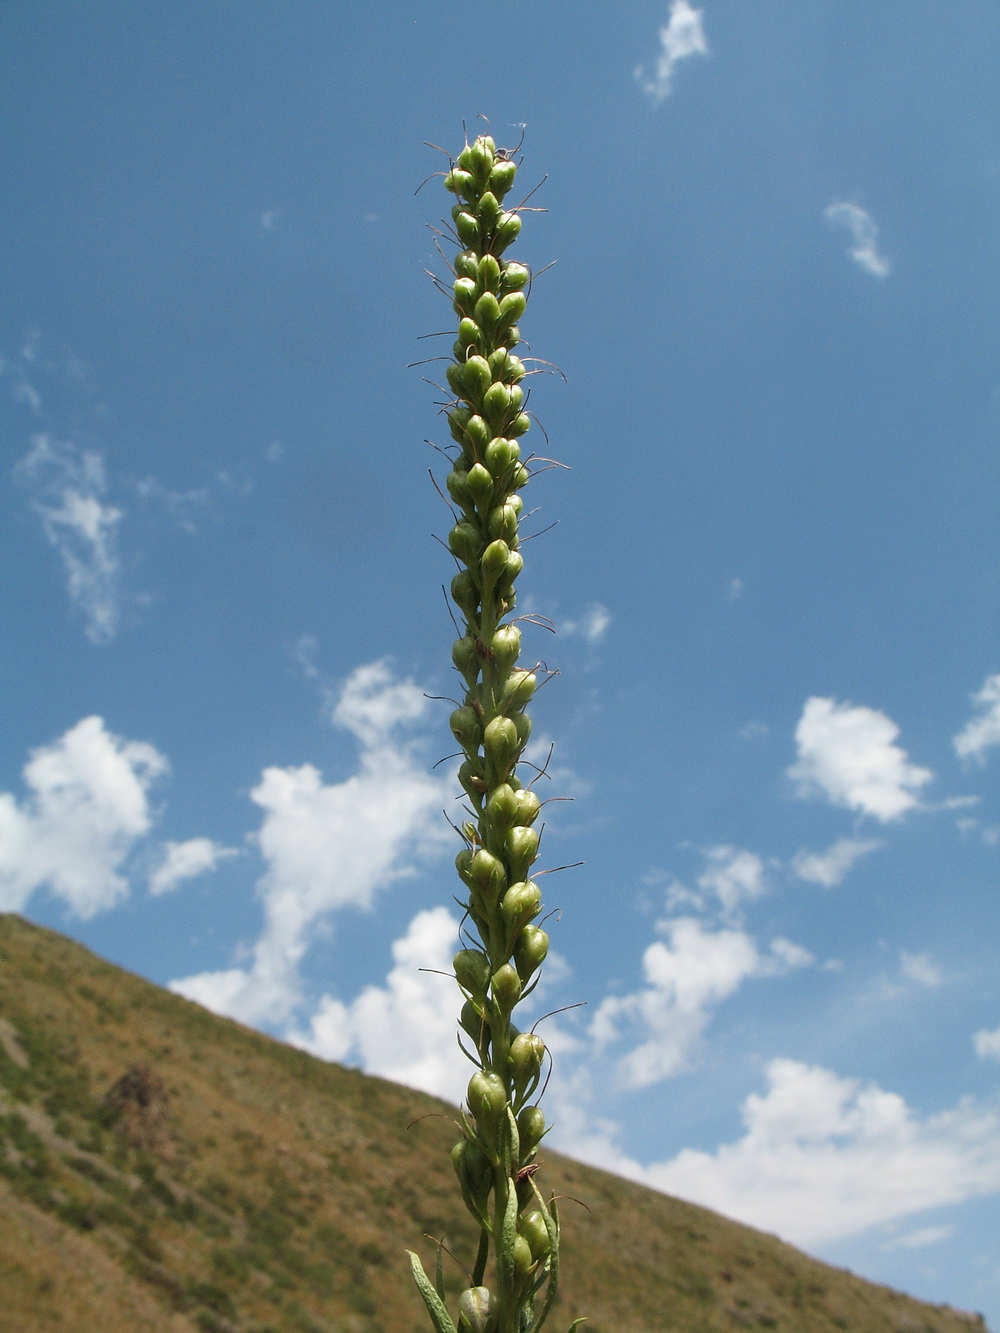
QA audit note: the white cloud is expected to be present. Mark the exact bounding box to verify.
[974,1026,1000,1062]
[591,917,812,1087]
[290,906,468,1101]
[170,660,450,1026]
[562,602,611,644]
[635,0,709,103]
[788,696,932,821]
[883,1225,953,1250]
[0,717,167,918]
[697,845,770,915]
[954,673,1000,764]
[726,578,744,601]
[640,1059,1000,1246]
[148,837,238,897]
[14,435,123,643]
[792,836,882,887]
[824,202,891,278]
[899,950,942,987]
[258,209,282,232]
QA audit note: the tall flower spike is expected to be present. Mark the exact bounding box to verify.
[408,130,580,1333]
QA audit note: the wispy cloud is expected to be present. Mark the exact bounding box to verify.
[148,838,239,897]
[788,696,932,821]
[954,673,1000,764]
[792,836,882,888]
[974,1026,1000,1062]
[561,602,611,644]
[0,717,167,918]
[825,202,891,278]
[636,0,709,103]
[170,660,452,1026]
[899,950,942,987]
[14,435,123,643]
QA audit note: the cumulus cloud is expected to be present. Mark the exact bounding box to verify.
[290,906,468,1101]
[0,717,167,918]
[636,0,709,103]
[14,435,123,643]
[697,845,771,916]
[824,202,891,278]
[788,696,932,821]
[954,673,1000,764]
[170,661,451,1026]
[973,1026,1000,1062]
[591,917,812,1087]
[561,603,611,644]
[792,837,882,887]
[899,951,941,987]
[640,1059,1000,1246]
[148,837,238,897]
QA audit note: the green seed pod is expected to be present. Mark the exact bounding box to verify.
[460,998,490,1043]
[446,469,472,510]
[454,355,492,403]
[464,414,491,452]
[491,624,521,671]
[458,1286,498,1333]
[519,1211,551,1263]
[469,848,506,898]
[477,253,501,291]
[465,462,494,509]
[491,962,522,1012]
[452,636,479,684]
[444,168,475,196]
[449,521,483,564]
[451,570,479,618]
[513,787,541,826]
[502,669,537,711]
[501,880,542,933]
[484,436,519,479]
[508,413,532,439]
[483,382,513,433]
[510,1032,545,1097]
[474,290,501,333]
[448,405,473,443]
[485,782,519,833]
[513,711,532,749]
[481,539,510,589]
[454,248,478,278]
[494,211,522,253]
[458,317,482,349]
[500,261,529,291]
[451,1138,494,1217]
[452,276,478,313]
[516,1104,547,1157]
[464,138,494,187]
[455,211,480,245]
[450,705,482,750]
[477,190,501,230]
[514,925,549,983]
[512,1234,534,1284]
[459,758,488,798]
[455,847,474,884]
[467,1069,506,1130]
[483,715,519,774]
[498,291,527,329]
[488,159,517,199]
[504,324,522,349]
[454,948,492,996]
[488,502,518,543]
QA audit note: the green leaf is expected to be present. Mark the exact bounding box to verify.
[408,1250,458,1333]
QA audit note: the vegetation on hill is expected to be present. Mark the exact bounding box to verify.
[0,913,988,1333]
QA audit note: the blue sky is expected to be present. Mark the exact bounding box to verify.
[2,0,999,1323]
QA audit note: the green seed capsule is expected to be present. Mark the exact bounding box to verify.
[514,925,549,984]
[520,1210,551,1262]
[477,190,501,229]
[458,317,482,349]
[459,758,488,797]
[504,549,525,585]
[446,469,472,509]
[455,211,479,245]
[484,436,519,478]
[488,159,517,199]
[481,539,510,589]
[465,139,494,187]
[488,502,519,543]
[501,261,529,291]
[483,382,513,433]
[517,1106,547,1162]
[458,355,492,403]
[501,880,542,932]
[465,414,491,452]
[491,624,521,671]
[513,712,532,749]
[455,847,474,884]
[469,849,506,898]
[454,248,478,279]
[445,168,475,197]
[477,253,501,291]
[467,1069,506,1127]
[458,1286,498,1333]
[452,636,479,682]
[485,782,519,833]
[448,405,473,442]
[494,211,522,253]
[460,997,489,1040]
[453,276,477,312]
[498,291,527,328]
[451,570,479,618]
[491,962,522,1012]
[504,324,521,349]
[466,462,494,508]
[512,1234,534,1283]
[474,291,501,332]
[508,413,532,439]
[449,521,483,564]
[450,705,482,751]
[502,669,537,711]
[510,1032,545,1094]
[483,715,519,773]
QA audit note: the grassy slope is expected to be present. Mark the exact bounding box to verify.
[0,913,988,1333]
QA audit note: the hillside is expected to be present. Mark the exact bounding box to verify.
[0,912,988,1333]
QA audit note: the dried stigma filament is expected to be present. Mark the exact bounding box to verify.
[408,133,578,1333]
